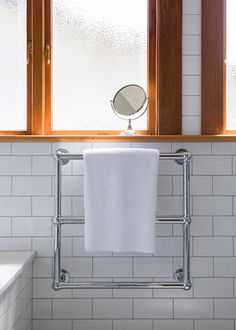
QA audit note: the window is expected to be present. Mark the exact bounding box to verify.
[202,0,236,135]
[0,0,27,132]
[0,0,182,137]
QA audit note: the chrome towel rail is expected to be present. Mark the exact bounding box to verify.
[53,149,192,291]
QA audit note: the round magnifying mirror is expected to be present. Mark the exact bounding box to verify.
[111,84,149,135]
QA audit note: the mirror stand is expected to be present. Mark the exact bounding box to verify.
[121,119,138,136]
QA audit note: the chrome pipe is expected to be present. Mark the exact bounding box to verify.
[55,151,190,163]
[53,216,187,225]
[53,281,185,290]
[182,156,191,289]
[53,157,62,287]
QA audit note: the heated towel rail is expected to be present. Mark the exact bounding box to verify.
[53,149,192,290]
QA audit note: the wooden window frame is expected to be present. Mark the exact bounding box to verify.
[202,0,226,135]
[1,0,182,137]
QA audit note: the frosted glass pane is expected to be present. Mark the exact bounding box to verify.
[53,0,147,130]
[226,0,236,130]
[0,0,26,130]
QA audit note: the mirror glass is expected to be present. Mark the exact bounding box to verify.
[113,84,147,116]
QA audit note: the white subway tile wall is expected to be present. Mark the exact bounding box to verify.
[0,140,235,330]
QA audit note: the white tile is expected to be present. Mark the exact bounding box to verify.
[53,299,91,319]
[33,299,51,319]
[214,257,236,276]
[93,299,132,318]
[0,238,31,251]
[12,217,52,237]
[12,176,51,196]
[183,56,201,75]
[0,197,31,216]
[212,142,236,155]
[61,258,92,277]
[193,156,232,175]
[155,237,183,256]
[72,161,84,176]
[33,320,72,330]
[73,237,111,257]
[0,177,11,196]
[155,224,172,236]
[183,0,201,14]
[213,176,236,195]
[194,278,233,298]
[73,288,112,299]
[157,176,172,196]
[131,142,172,152]
[153,287,192,298]
[154,320,193,330]
[189,257,213,277]
[194,237,233,256]
[0,305,13,329]
[0,143,11,155]
[133,257,172,277]
[174,299,213,318]
[182,116,201,135]
[173,176,212,195]
[113,288,152,298]
[214,217,236,236]
[194,320,234,330]
[32,237,72,257]
[52,142,92,154]
[183,76,200,95]
[73,320,112,330]
[33,279,72,299]
[133,299,172,318]
[72,197,85,217]
[214,299,236,318]
[174,217,212,236]
[12,143,51,155]
[32,156,54,175]
[0,156,31,175]
[114,320,152,330]
[183,15,201,35]
[93,258,132,277]
[0,217,11,236]
[62,224,84,237]
[61,176,84,196]
[157,196,182,216]
[183,35,201,55]
[92,142,132,149]
[172,142,211,155]
[193,196,232,216]
[182,96,201,116]
[158,160,182,175]
[32,197,54,216]
[33,258,52,278]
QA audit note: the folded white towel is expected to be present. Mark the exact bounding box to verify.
[83,148,160,253]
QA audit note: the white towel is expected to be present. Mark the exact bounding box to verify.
[83,148,160,253]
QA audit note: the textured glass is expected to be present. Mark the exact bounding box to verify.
[0,0,26,130]
[226,0,236,129]
[53,0,147,130]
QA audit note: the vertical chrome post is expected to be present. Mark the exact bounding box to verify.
[182,154,191,289]
[53,155,62,289]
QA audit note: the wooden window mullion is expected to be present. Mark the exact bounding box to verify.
[157,0,182,135]
[202,0,226,134]
[31,0,46,135]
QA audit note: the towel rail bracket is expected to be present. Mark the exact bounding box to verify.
[53,149,192,291]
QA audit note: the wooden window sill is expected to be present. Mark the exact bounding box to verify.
[1,134,236,142]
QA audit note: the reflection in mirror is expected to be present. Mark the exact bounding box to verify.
[111,84,149,135]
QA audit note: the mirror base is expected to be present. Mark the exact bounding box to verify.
[120,129,138,136]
